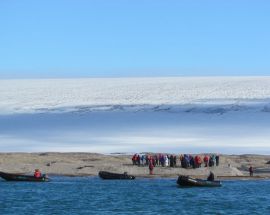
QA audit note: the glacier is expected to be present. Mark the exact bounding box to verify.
[0,77,270,154]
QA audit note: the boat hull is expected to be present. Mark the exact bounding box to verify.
[99,171,135,180]
[177,175,221,187]
[0,171,50,182]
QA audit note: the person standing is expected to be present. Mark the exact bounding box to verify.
[204,155,209,167]
[149,160,154,175]
[190,156,195,169]
[194,155,199,168]
[216,155,220,166]
[137,154,140,166]
[173,156,177,167]
[146,154,149,166]
[155,155,159,166]
[132,154,136,165]
[198,156,202,168]
[165,155,169,167]
[141,154,145,166]
[161,154,165,167]
[170,155,174,167]
[209,156,214,167]
[158,154,161,166]
[249,166,254,176]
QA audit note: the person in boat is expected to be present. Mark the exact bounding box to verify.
[34,169,42,178]
[249,166,254,176]
[207,171,215,181]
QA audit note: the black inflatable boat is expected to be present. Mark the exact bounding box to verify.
[177,175,222,187]
[0,171,50,182]
[99,171,135,180]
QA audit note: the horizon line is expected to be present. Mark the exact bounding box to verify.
[1,74,270,80]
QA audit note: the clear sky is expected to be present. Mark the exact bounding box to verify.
[0,0,270,78]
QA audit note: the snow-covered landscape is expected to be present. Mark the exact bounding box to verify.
[0,77,270,154]
[1,77,270,114]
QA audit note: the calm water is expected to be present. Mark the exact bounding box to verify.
[0,177,270,214]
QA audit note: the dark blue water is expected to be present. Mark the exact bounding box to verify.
[0,177,270,214]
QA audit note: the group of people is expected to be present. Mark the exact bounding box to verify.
[132,153,178,175]
[132,153,219,169]
[132,154,177,168]
[180,154,219,168]
[132,153,220,175]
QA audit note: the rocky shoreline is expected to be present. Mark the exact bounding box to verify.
[1,153,270,180]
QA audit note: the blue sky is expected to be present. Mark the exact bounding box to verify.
[0,0,270,78]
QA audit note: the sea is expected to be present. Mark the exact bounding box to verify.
[0,177,269,214]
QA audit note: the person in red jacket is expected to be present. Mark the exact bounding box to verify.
[34,169,41,178]
[132,154,137,165]
[149,160,154,175]
[197,156,202,168]
[194,155,200,168]
[204,155,209,167]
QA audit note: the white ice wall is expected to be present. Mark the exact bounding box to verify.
[0,77,270,114]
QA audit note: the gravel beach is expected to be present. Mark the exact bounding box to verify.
[1,153,270,179]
